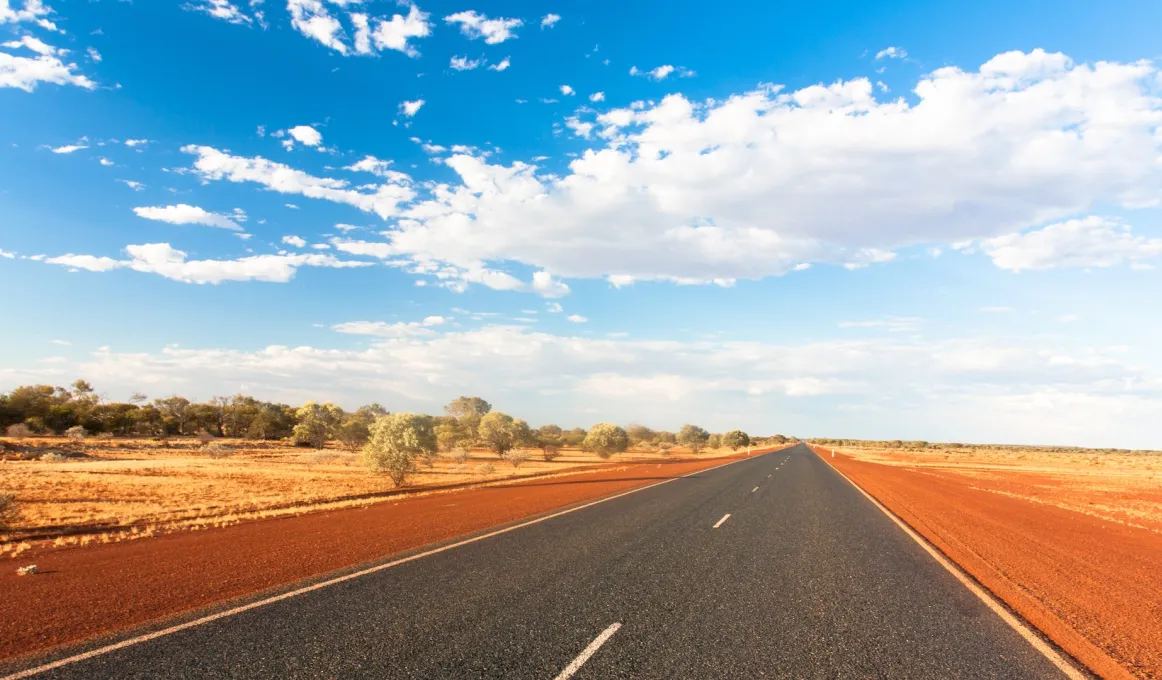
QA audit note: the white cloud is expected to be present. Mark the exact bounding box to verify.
[44,242,372,284]
[567,314,587,323]
[288,1,431,57]
[629,64,692,81]
[134,204,244,231]
[449,55,483,71]
[589,91,604,102]
[0,249,15,259]
[0,0,58,30]
[444,10,522,44]
[399,98,424,116]
[546,302,563,313]
[186,0,252,25]
[282,235,307,248]
[489,56,510,72]
[0,39,97,91]
[50,143,87,154]
[344,155,411,183]
[540,13,560,28]
[982,217,1162,271]
[98,157,113,166]
[349,50,1162,287]
[875,46,907,60]
[564,116,593,138]
[287,124,323,147]
[124,139,150,147]
[182,144,415,219]
[559,84,574,96]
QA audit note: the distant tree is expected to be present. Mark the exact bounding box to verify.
[707,433,722,450]
[678,424,710,454]
[443,396,492,420]
[583,423,630,459]
[363,413,436,486]
[5,423,31,438]
[535,424,564,461]
[771,434,787,445]
[292,401,344,449]
[562,427,587,447]
[128,392,148,404]
[653,431,677,445]
[154,396,192,435]
[504,448,530,469]
[477,412,518,458]
[334,418,371,451]
[626,424,654,447]
[722,430,750,450]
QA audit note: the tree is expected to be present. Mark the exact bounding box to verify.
[678,424,710,453]
[477,411,519,458]
[292,401,343,449]
[154,396,192,435]
[722,430,750,450]
[334,418,371,451]
[626,424,654,448]
[562,427,587,447]
[443,396,492,420]
[653,431,677,445]
[707,433,722,450]
[535,424,564,461]
[771,434,787,445]
[363,413,436,486]
[583,423,630,459]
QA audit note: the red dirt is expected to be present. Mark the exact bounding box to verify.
[812,446,1162,680]
[1,452,764,662]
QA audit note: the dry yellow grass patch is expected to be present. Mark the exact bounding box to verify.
[0,436,742,551]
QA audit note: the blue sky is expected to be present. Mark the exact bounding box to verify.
[3,0,1162,447]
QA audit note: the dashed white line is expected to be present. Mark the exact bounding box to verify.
[713,513,731,529]
[553,623,622,680]
[752,486,759,493]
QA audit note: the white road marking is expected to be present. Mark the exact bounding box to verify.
[752,487,759,493]
[713,513,731,528]
[552,622,622,680]
[811,447,1086,680]
[2,456,758,680]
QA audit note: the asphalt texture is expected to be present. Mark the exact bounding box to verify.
[12,445,1069,679]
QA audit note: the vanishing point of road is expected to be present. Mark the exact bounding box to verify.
[6,444,1072,679]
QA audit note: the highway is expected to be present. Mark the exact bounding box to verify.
[9,445,1070,679]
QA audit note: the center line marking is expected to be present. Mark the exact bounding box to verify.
[713,513,731,528]
[752,486,759,492]
[553,623,622,680]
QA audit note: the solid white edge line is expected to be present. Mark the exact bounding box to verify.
[809,446,1086,680]
[4,454,762,680]
[712,513,731,529]
[552,622,622,680]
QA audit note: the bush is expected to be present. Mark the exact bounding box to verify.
[40,452,68,463]
[202,440,233,458]
[65,425,87,441]
[196,430,215,445]
[5,424,31,438]
[0,493,19,529]
[476,463,495,476]
[658,442,673,455]
[540,445,560,462]
[363,412,436,487]
[450,445,470,464]
[583,423,630,459]
[504,449,530,469]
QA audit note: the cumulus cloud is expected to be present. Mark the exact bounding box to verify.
[333,315,445,338]
[282,235,307,248]
[589,91,604,102]
[286,124,323,147]
[875,46,907,60]
[0,0,59,30]
[332,50,1162,287]
[567,314,587,323]
[399,99,424,116]
[541,13,560,28]
[444,10,522,44]
[134,204,244,231]
[629,64,694,81]
[182,144,415,219]
[449,55,483,71]
[288,0,431,57]
[489,56,510,72]
[185,0,253,25]
[50,143,87,153]
[1,35,95,91]
[43,242,372,284]
[559,84,574,96]
[981,217,1162,271]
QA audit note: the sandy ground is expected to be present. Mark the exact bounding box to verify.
[814,444,1162,680]
[1,436,742,554]
[0,450,772,663]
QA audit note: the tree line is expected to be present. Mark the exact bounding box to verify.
[1,381,793,486]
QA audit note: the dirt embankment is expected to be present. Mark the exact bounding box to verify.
[1,451,769,663]
[811,445,1162,680]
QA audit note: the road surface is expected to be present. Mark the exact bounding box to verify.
[6,444,1071,679]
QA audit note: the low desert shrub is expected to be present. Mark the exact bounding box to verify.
[0,493,19,529]
[450,445,470,464]
[540,446,560,462]
[65,426,87,441]
[96,432,114,440]
[5,424,31,438]
[504,449,530,469]
[16,565,37,576]
[476,463,495,476]
[202,440,233,458]
[196,430,215,445]
[39,453,68,463]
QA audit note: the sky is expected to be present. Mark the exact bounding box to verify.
[3,0,1162,448]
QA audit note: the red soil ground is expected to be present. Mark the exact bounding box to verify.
[813,446,1162,680]
[1,452,761,663]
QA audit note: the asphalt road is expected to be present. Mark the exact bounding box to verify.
[11,445,1069,679]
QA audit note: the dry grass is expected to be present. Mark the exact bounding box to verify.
[0,435,741,553]
[828,443,1162,533]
